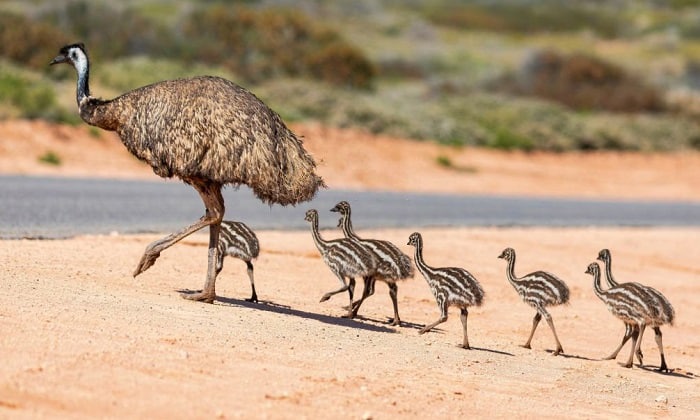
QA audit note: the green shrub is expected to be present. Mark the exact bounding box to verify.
[0,71,56,119]
[41,1,176,60]
[306,42,375,89]
[497,50,665,113]
[423,2,622,38]
[182,5,374,88]
[38,151,62,166]
[0,12,70,69]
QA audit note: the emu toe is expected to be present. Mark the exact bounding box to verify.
[181,290,215,304]
[133,250,161,277]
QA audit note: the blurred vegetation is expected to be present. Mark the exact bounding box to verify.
[496,50,665,112]
[2,0,700,151]
[37,151,62,166]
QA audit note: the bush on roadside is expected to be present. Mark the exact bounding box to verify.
[497,50,666,113]
[181,5,374,88]
[0,12,70,69]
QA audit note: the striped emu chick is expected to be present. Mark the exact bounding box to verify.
[215,221,260,302]
[586,262,661,369]
[597,249,675,372]
[407,232,484,349]
[498,247,569,355]
[331,201,414,326]
[304,209,377,316]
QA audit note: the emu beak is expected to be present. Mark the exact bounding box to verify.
[50,54,68,66]
[330,206,339,213]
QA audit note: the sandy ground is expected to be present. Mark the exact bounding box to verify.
[1,120,699,418]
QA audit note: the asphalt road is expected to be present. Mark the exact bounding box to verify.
[0,175,698,239]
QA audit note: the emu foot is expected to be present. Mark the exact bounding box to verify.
[245,294,259,303]
[418,327,430,335]
[180,290,215,304]
[657,364,670,373]
[319,294,332,303]
[388,317,401,327]
[552,347,563,356]
[603,354,617,360]
[133,248,161,277]
[461,344,471,350]
[621,361,633,368]
[520,344,532,349]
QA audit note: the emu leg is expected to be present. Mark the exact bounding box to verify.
[633,323,647,368]
[182,221,223,303]
[522,312,542,349]
[653,327,669,373]
[542,310,564,356]
[350,277,375,317]
[340,278,357,318]
[604,324,634,360]
[459,308,470,349]
[133,182,224,278]
[623,326,641,368]
[321,275,354,305]
[387,282,401,326]
[245,261,258,303]
[420,300,448,334]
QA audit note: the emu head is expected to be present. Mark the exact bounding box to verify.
[50,43,88,72]
[304,209,318,223]
[407,232,421,247]
[330,201,351,215]
[585,262,599,276]
[597,249,611,264]
[498,247,515,261]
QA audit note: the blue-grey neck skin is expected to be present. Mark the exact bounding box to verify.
[72,48,91,106]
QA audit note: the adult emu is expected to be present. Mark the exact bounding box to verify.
[51,43,324,303]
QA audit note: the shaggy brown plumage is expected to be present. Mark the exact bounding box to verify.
[51,43,324,303]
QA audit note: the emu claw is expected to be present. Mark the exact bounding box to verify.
[319,294,331,303]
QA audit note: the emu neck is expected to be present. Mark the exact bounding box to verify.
[603,258,618,288]
[592,269,605,299]
[503,256,519,286]
[75,59,91,106]
[308,218,327,253]
[412,240,431,275]
[340,212,360,240]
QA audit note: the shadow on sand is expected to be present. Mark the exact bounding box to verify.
[639,364,695,379]
[179,290,396,334]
